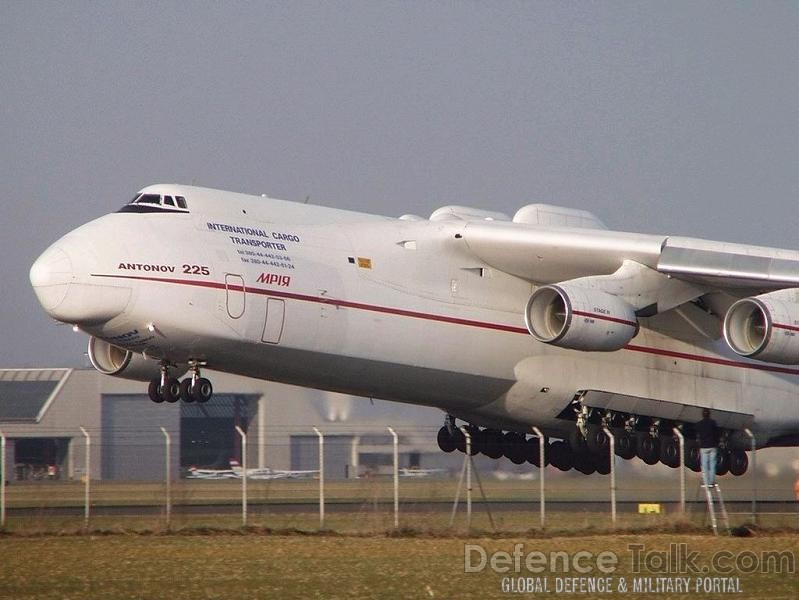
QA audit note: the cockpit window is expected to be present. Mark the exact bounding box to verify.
[118,192,190,214]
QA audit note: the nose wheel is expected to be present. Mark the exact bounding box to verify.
[148,362,213,404]
[179,375,213,403]
[148,373,180,403]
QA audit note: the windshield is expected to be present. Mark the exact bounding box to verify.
[118,192,190,213]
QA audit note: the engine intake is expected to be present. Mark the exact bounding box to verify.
[88,336,186,381]
[525,284,638,351]
[723,290,799,364]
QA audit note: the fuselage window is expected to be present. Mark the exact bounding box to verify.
[137,194,162,205]
[163,195,175,207]
[176,196,188,209]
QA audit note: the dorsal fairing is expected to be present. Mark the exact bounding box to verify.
[429,205,511,222]
[512,204,607,229]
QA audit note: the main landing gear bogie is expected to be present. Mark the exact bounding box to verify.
[148,363,213,404]
[436,414,752,477]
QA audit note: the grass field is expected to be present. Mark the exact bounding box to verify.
[2,477,797,599]
[1,529,798,599]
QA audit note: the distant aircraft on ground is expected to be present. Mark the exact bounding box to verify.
[187,460,317,480]
[30,184,799,476]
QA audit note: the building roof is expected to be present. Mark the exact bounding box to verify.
[0,369,70,423]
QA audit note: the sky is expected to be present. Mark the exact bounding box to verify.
[2,1,799,367]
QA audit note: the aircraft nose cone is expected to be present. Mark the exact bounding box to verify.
[30,245,74,311]
[30,237,132,325]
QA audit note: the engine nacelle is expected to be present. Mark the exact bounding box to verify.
[524,284,638,351]
[87,336,186,381]
[723,289,799,364]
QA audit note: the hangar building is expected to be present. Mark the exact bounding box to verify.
[0,367,461,482]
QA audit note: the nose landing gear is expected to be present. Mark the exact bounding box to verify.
[147,365,180,403]
[180,364,213,403]
[148,361,213,404]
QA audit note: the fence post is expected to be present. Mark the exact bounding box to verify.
[0,430,5,529]
[602,427,617,527]
[160,427,171,529]
[744,428,757,524]
[235,426,247,527]
[387,427,399,529]
[79,427,90,530]
[313,427,325,529]
[531,426,545,529]
[459,426,472,532]
[673,427,686,516]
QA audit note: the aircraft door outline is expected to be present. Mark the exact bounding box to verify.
[262,298,285,344]
[225,274,246,319]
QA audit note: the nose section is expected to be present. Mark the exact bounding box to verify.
[30,245,75,311]
[30,234,131,325]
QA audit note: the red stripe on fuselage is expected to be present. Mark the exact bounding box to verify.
[572,309,637,328]
[91,273,799,377]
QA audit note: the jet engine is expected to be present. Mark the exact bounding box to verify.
[723,289,799,364]
[88,336,186,381]
[524,284,638,351]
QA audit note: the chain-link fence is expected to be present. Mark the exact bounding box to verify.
[1,425,798,534]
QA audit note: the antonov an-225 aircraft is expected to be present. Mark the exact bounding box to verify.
[29,184,799,476]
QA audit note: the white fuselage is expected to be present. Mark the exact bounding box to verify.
[30,185,799,445]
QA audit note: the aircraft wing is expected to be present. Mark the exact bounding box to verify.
[658,236,799,289]
[460,220,799,363]
[461,221,799,292]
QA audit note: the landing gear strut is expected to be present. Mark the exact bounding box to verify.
[148,361,213,404]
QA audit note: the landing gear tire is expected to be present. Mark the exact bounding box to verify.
[148,379,165,403]
[636,435,660,465]
[180,379,195,403]
[729,449,748,476]
[437,426,457,453]
[585,425,609,454]
[481,429,504,459]
[502,432,526,465]
[549,440,573,471]
[453,428,467,453]
[592,452,611,475]
[162,377,181,403]
[524,437,548,467]
[569,429,587,453]
[573,452,596,475]
[659,436,680,468]
[193,377,213,403]
[716,449,731,476]
[464,426,481,456]
[685,441,701,472]
[614,431,636,460]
